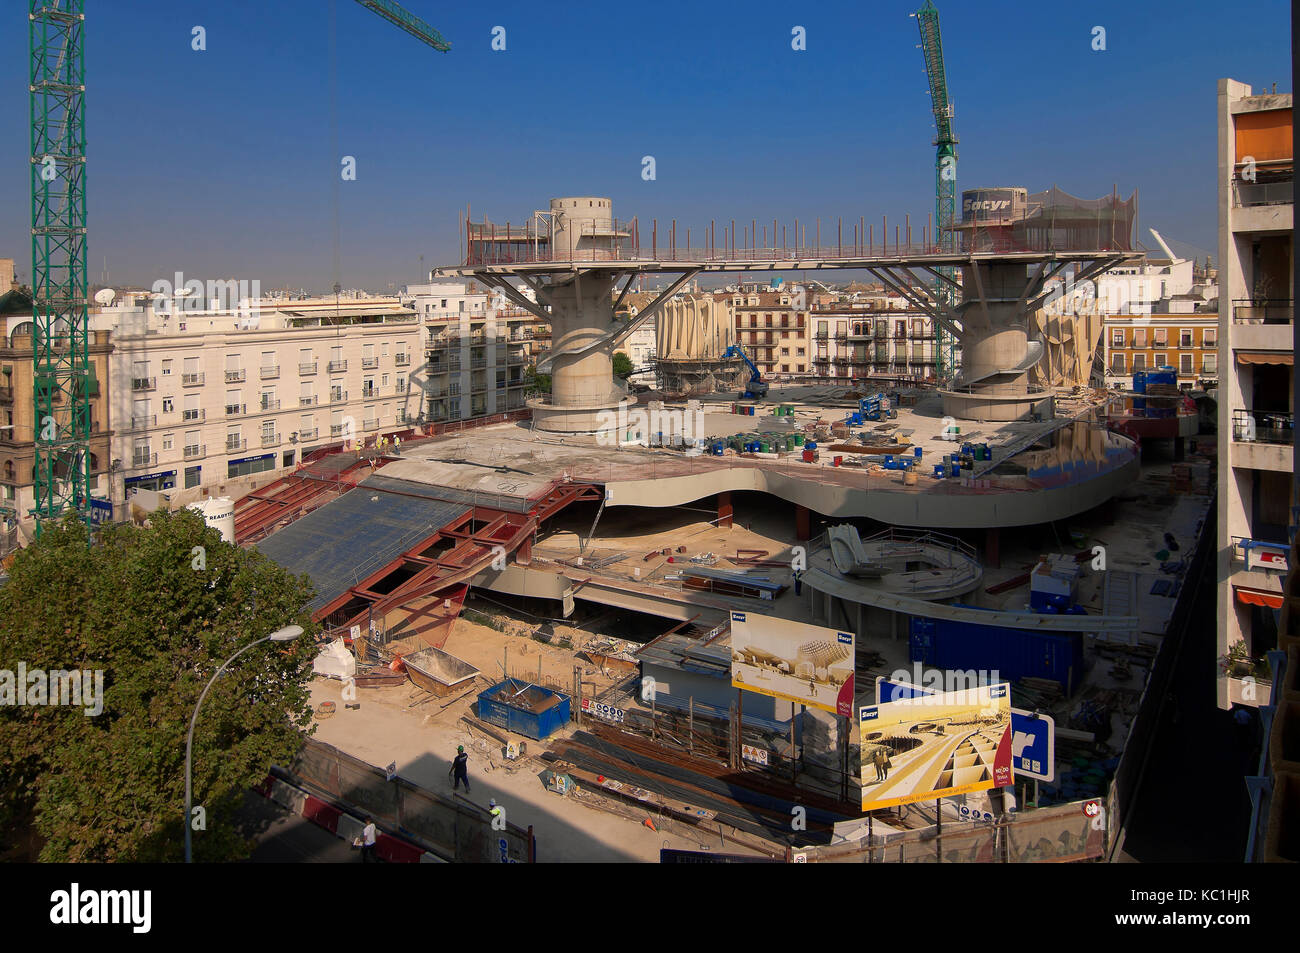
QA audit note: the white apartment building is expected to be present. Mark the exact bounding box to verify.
[402,280,535,422]
[1216,79,1294,711]
[91,296,423,503]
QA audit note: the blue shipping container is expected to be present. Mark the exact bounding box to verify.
[476,679,571,740]
[908,611,1082,691]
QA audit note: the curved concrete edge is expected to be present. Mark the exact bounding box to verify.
[802,566,1139,633]
[603,452,1141,530]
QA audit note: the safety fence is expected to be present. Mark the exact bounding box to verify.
[797,799,1106,863]
[281,738,535,863]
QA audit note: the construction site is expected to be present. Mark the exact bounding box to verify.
[13,0,1258,868]
[235,166,1212,860]
[170,6,1212,864]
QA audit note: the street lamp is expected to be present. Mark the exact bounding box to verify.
[184,623,305,862]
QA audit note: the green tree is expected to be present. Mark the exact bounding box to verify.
[612,351,634,379]
[0,510,317,861]
[524,364,551,395]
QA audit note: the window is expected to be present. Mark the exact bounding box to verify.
[162,433,174,451]
[1180,354,1193,375]
[227,454,275,479]
[161,360,173,377]
[1203,328,1217,348]
[162,397,174,414]
[1132,328,1146,348]
[797,347,805,356]
[1153,329,1167,347]
[262,350,276,367]
[185,466,201,489]
[1154,353,1167,368]
[1112,329,1125,347]
[1203,354,1218,373]
[382,342,389,358]
[1179,329,1193,348]
[1111,353,1125,373]
[1132,353,1147,373]
[184,356,199,374]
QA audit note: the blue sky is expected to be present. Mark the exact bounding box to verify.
[0,0,1290,292]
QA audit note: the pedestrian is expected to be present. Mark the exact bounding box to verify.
[450,744,470,792]
[359,815,377,863]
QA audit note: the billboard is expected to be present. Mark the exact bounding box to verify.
[877,677,1055,782]
[859,683,1013,811]
[730,611,855,717]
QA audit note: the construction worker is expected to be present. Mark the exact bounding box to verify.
[394,435,401,454]
[450,745,470,792]
[489,798,502,824]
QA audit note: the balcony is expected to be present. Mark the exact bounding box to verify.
[226,437,246,452]
[395,382,408,394]
[183,444,205,460]
[182,372,205,386]
[328,390,347,403]
[261,432,281,448]
[298,428,318,441]
[260,365,279,380]
[260,398,281,412]
[330,424,345,437]
[299,361,318,375]
[299,395,318,406]
[362,357,379,369]
[131,450,156,468]
[1232,409,1293,445]
[360,386,378,399]
[128,415,156,431]
[131,377,156,392]
[225,403,246,417]
[225,369,246,383]
[1233,299,1293,325]
[1233,175,1293,208]
[395,353,410,366]
[327,360,348,373]
[181,408,205,422]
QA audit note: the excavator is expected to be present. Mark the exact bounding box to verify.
[722,344,769,400]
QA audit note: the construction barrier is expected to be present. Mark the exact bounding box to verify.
[794,800,1105,863]
[275,738,535,863]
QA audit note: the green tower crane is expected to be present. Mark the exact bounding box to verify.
[353,0,451,51]
[915,0,959,382]
[30,0,91,535]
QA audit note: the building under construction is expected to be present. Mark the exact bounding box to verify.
[654,293,747,397]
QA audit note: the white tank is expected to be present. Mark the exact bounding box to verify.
[187,497,236,543]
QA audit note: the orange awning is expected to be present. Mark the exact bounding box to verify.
[1237,352,1294,366]
[1236,587,1284,609]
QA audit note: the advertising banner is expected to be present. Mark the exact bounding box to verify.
[730,610,855,716]
[860,683,1013,811]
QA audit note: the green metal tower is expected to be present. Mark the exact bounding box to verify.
[30,0,91,534]
[916,0,960,382]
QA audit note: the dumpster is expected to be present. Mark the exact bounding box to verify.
[476,679,571,741]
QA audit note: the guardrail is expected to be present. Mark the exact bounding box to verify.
[1232,408,1294,445]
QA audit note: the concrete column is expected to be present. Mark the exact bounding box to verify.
[717,491,733,529]
[985,527,1000,569]
[796,504,811,541]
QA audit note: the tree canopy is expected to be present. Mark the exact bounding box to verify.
[612,352,634,379]
[0,509,317,861]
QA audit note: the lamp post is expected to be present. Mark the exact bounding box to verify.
[184,623,304,863]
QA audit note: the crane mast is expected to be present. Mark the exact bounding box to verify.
[30,0,91,534]
[916,0,959,382]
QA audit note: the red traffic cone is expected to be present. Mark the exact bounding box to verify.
[643,818,657,832]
